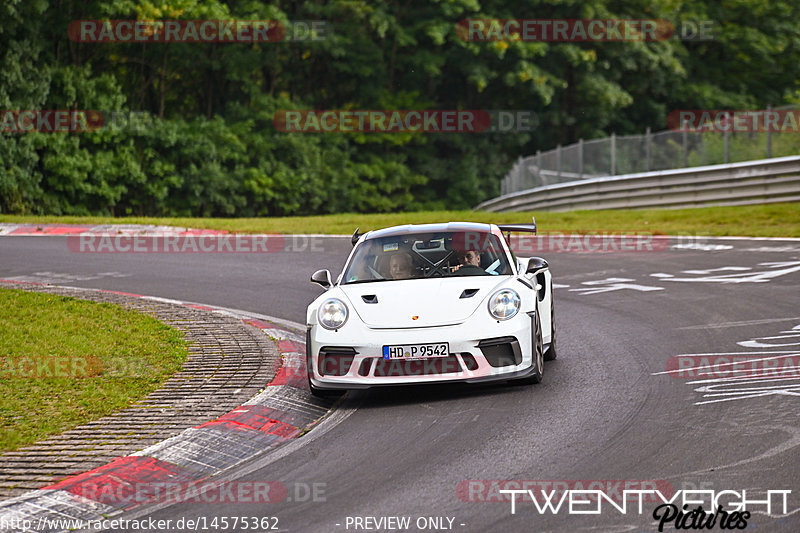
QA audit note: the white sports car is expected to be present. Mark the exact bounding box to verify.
[305,222,556,397]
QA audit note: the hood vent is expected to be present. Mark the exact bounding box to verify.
[459,289,479,299]
[361,294,378,304]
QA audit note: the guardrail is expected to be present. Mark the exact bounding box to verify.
[476,155,800,212]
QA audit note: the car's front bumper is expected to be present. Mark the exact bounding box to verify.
[307,310,537,390]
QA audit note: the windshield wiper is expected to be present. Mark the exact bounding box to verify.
[342,278,393,285]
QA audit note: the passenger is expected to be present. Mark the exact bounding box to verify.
[389,252,415,280]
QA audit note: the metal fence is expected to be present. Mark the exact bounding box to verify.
[500,107,800,196]
[480,155,800,212]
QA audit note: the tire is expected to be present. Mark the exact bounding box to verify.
[518,307,544,385]
[544,284,557,361]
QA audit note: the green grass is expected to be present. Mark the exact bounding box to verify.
[0,289,188,452]
[1,203,799,237]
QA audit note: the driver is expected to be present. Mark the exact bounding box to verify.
[453,249,483,275]
[461,250,481,267]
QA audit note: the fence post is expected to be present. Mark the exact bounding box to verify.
[724,111,730,164]
[578,138,584,179]
[535,149,542,188]
[766,104,772,159]
[524,156,534,189]
[645,127,652,171]
[682,125,688,167]
[610,133,616,175]
[556,144,562,181]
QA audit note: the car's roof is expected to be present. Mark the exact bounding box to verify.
[365,222,495,240]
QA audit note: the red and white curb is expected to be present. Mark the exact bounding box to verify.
[0,224,228,237]
[0,284,331,533]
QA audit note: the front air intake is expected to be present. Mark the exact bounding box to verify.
[318,346,357,376]
[478,337,522,367]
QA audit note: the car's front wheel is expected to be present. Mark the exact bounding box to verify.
[544,284,557,361]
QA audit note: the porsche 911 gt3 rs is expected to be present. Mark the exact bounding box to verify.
[305,222,556,397]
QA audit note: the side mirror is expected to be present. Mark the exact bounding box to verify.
[351,227,363,246]
[311,269,333,289]
[526,257,549,275]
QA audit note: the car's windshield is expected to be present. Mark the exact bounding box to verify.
[342,231,512,284]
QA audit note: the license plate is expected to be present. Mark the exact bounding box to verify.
[382,343,449,360]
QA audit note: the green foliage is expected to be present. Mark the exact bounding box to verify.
[1,0,799,215]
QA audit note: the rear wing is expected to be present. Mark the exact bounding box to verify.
[497,218,536,235]
[497,219,536,252]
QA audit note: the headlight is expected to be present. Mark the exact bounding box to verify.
[318,298,348,330]
[488,289,520,320]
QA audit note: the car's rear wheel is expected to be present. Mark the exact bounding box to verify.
[518,307,544,385]
[544,284,557,361]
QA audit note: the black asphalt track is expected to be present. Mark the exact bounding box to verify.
[1,235,799,532]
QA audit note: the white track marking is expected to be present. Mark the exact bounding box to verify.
[739,332,800,348]
[141,296,185,305]
[657,321,800,405]
[681,267,751,274]
[660,261,800,284]
[671,243,734,251]
[679,317,800,330]
[569,278,664,295]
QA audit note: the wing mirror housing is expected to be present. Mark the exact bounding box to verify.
[311,269,333,289]
[351,227,363,246]
[526,257,549,276]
